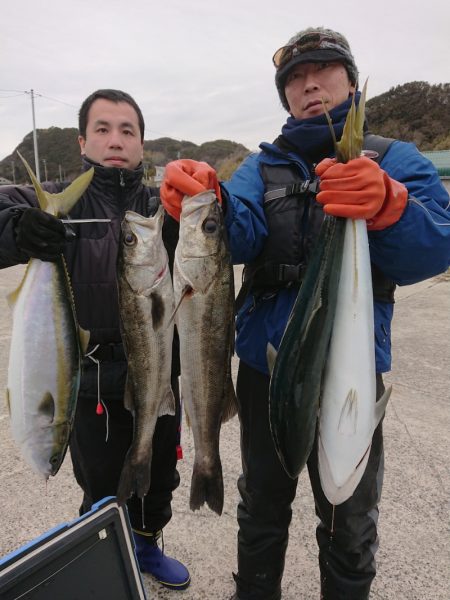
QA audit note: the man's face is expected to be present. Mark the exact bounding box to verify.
[284,61,355,120]
[78,99,143,170]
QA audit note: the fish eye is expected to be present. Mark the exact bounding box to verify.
[123,232,136,246]
[202,218,217,234]
[50,454,60,467]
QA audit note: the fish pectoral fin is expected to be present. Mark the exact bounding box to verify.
[78,326,90,355]
[338,389,358,435]
[159,388,176,417]
[38,391,56,424]
[167,285,192,327]
[375,385,392,424]
[266,342,278,376]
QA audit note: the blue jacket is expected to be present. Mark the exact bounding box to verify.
[222,140,450,375]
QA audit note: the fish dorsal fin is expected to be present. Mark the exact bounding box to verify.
[38,391,56,424]
[266,342,278,376]
[17,151,94,216]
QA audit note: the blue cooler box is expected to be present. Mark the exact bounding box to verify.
[0,497,147,599]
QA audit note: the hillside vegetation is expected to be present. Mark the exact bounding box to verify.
[366,82,450,150]
[1,81,448,183]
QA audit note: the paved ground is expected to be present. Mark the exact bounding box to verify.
[0,264,448,599]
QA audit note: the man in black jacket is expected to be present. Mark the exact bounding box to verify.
[0,89,190,591]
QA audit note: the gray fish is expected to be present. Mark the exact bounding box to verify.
[174,191,237,515]
[116,206,175,503]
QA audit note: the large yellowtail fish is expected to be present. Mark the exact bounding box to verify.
[318,83,391,504]
[6,154,92,478]
[174,191,237,515]
[116,206,176,503]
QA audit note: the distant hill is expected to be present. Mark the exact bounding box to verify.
[366,82,450,150]
[1,81,448,182]
[0,129,249,183]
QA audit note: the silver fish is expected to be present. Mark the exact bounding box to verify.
[318,82,391,504]
[318,218,391,504]
[116,206,176,503]
[6,154,92,478]
[174,190,237,515]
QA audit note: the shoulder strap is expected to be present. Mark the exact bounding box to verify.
[363,133,395,164]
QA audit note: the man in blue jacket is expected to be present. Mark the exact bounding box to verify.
[161,27,450,600]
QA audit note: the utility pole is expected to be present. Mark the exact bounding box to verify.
[11,160,16,184]
[59,164,63,182]
[30,89,41,182]
[42,158,48,181]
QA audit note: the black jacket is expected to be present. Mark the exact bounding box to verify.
[0,158,179,347]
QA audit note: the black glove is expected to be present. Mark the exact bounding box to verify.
[15,208,69,261]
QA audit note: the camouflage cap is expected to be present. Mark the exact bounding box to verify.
[274,27,359,112]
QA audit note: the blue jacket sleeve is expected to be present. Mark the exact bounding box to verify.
[221,153,268,264]
[369,141,450,285]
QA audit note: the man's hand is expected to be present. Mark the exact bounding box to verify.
[15,208,68,261]
[315,156,407,230]
[161,159,221,221]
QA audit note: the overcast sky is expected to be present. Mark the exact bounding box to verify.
[1,0,449,162]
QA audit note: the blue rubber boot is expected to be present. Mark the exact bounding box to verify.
[133,531,190,590]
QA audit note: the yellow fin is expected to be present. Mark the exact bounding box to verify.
[17,151,94,216]
[17,152,49,211]
[322,79,368,164]
[78,326,90,355]
[47,168,94,216]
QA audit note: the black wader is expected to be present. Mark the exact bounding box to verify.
[69,354,181,533]
[234,361,385,600]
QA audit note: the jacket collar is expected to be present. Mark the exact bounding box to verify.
[81,156,144,195]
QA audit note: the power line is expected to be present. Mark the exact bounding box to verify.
[35,93,77,109]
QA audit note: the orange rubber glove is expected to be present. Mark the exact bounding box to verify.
[160,159,221,221]
[315,156,408,230]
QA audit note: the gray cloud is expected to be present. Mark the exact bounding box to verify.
[1,0,449,160]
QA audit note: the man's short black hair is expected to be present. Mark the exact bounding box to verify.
[78,89,145,141]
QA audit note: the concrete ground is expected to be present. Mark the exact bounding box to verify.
[0,264,448,599]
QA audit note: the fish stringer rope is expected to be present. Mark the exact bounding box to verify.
[85,345,110,442]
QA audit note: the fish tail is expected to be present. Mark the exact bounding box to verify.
[116,452,152,504]
[189,460,224,516]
